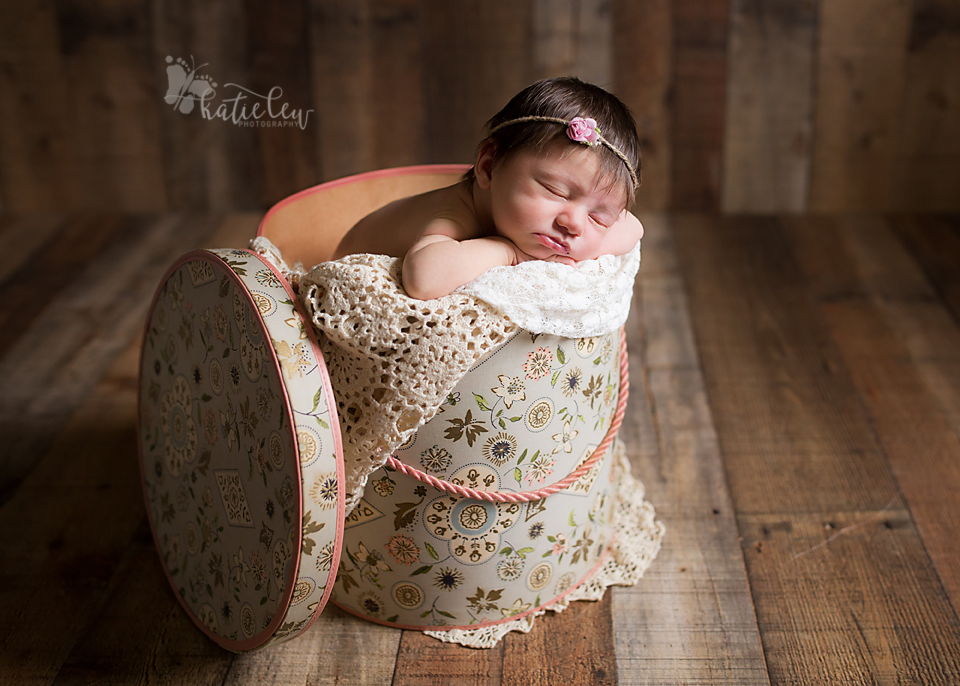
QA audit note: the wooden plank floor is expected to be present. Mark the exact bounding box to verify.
[1,212,958,685]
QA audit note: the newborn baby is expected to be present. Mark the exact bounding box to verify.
[333,77,644,301]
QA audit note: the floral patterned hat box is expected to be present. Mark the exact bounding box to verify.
[136,165,628,650]
[138,247,345,651]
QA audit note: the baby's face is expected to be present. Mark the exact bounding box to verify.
[485,144,630,263]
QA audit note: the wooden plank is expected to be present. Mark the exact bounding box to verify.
[670,0,730,211]
[419,1,534,165]
[573,0,614,87]
[51,523,234,686]
[722,0,817,212]
[393,630,503,685]
[530,0,613,84]
[893,0,960,211]
[672,214,901,514]
[500,594,617,685]
[0,214,69,288]
[245,0,319,206]
[809,0,913,211]
[310,0,426,181]
[785,214,960,616]
[0,214,123,357]
[891,215,960,335]
[0,213,233,505]
[0,2,81,211]
[739,509,960,684]
[0,341,162,684]
[310,0,377,180]
[223,605,400,686]
[674,214,960,682]
[612,0,673,211]
[151,0,261,210]
[54,0,167,210]
[614,213,769,685]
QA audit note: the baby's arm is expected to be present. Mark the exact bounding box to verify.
[401,219,523,300]
[598,211,644,258]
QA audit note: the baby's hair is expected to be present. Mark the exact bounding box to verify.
[465,77,642,209]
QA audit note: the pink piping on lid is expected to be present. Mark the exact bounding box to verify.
[246,250,347,638]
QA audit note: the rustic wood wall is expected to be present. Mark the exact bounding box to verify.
[1,0,958,214]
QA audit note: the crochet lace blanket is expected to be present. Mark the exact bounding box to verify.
[299,254,518,512]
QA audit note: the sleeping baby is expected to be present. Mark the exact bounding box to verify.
[332,76,643,300]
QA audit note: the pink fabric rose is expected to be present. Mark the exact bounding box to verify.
[567,117,599,145]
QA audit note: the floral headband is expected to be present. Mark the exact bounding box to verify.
[488,116,639,190]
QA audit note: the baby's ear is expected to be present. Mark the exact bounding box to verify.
[474,143,497,189]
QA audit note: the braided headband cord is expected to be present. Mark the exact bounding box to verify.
[383,328,629,503]
[488,115,639,190]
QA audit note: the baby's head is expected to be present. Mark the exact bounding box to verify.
[466,77,641,210]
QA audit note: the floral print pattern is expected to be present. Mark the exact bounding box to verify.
[139,251,342,652]
[335,328,622,629]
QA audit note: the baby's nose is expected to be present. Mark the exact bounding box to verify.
[557,209,584,236]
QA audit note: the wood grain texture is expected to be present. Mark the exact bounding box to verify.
[245,0,319,206]
[151,0,261,210]
[894,0,960,211]
[501,594,618,685]
[420,1,534,165]
[809,0,913,211]
[892,215,960,329]
[310,0,426,182]
[54,0,167,210]
[393,630,503,684]
[722,0,817,212]
[675,213,960,683]
[0,340,161,684]
[222,605,401,686]
[670,0,731,211]
[0,214,68,287]
[0,213,258,684]
[614,213,769,685]
[0,2,81,211]
[672,214,901,514]
[0,214,122,357]
[785,214,960,616]
[739,509,960,685]
[612,0,673,211]
[0,213,231,506]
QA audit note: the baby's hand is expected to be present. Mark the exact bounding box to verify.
[541,254,578,267]
[507,241,577,267]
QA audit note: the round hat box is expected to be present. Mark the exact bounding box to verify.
[137,165,629,650]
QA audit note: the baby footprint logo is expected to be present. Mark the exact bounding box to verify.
[164,55,218,115]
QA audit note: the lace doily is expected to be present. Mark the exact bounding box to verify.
[423,442,664,648]
[297,254,518,513]
[456,241,641,337]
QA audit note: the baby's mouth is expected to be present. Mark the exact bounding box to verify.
[536,233,570,254]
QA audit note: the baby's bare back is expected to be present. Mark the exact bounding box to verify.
[333,183,479,260]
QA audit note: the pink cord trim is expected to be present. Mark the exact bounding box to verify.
[384,330,629,502]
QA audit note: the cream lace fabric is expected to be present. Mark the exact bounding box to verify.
[424,443,665,649]
[457,241,641,337]
[297,254,518,513]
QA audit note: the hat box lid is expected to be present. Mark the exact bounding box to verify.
[137,248,345,652]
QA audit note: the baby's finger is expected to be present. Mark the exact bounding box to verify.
[553,254,579,266]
